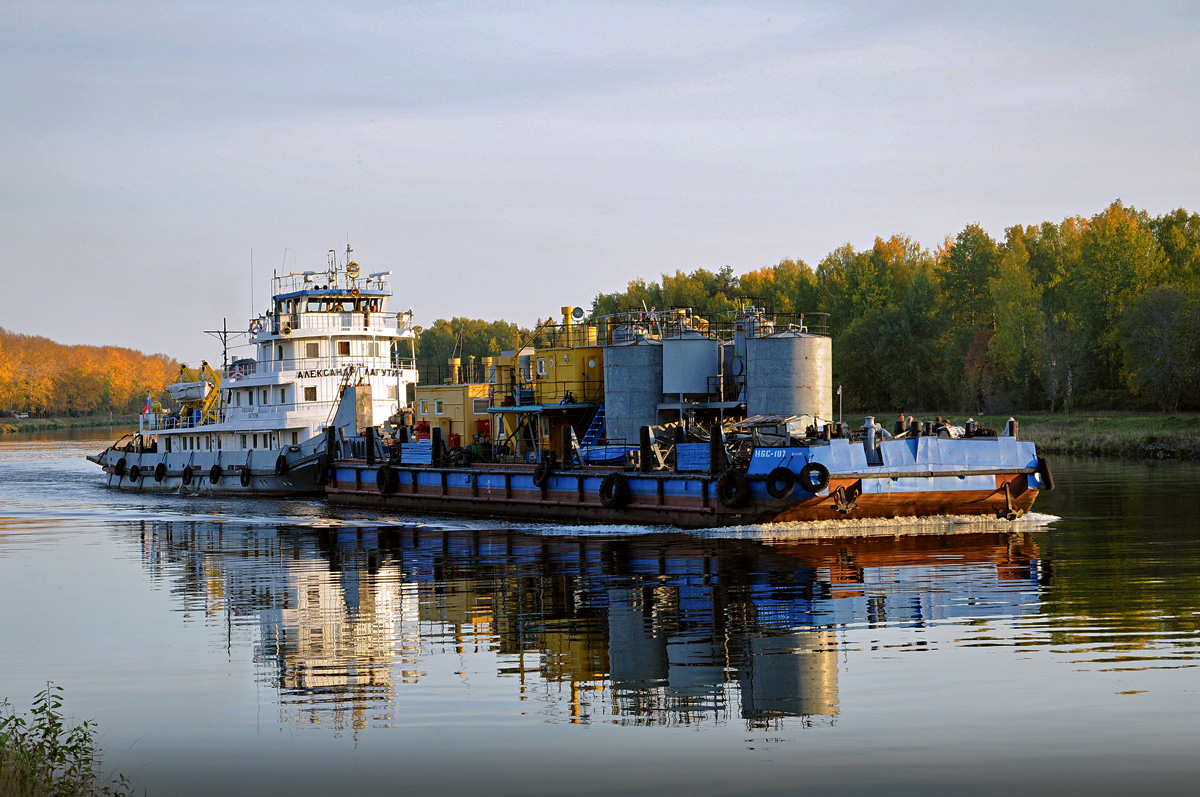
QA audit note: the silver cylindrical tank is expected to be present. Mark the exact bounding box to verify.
[745,333,832,419]
[662,332,720,397]
[603,340,663,444]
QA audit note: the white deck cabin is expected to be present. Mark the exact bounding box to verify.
[138,248,418,457]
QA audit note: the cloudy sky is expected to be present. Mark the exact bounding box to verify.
[3,1,1198,362]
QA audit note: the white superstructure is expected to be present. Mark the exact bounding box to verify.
[91,246,418,494]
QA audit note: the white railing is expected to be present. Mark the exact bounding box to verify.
[139,400,341,432]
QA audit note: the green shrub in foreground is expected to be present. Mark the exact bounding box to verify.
[0,684,134,797]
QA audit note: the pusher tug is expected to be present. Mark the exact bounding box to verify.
[89,246,418,494]
[324,303,1053,528]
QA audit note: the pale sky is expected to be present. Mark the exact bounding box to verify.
[3,1,1198,363]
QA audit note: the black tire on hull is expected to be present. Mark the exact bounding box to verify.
[154,462,167,482]
[598,473,629,509]
[765,466,796,499]
[716,470,750,508]
[798,462,830,494]
[210,464,222,484]
[533,459,553,488]
[114,457,127,477]
[128,465,140,482]
[181,466,193,486]
[376,466,398,495]
[240,467,251,488]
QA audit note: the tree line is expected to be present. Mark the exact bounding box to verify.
[590,201,1200,414]
[0,329,179,416]
[7,200,1197,417]
[417,201,1199,413]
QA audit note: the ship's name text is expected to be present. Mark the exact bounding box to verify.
[296,367,399,379]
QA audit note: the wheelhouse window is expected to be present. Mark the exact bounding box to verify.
[434,399,444,415]
[338,341,351,356]
[306,342,319,358]
[419,399,428,415]
[304,386,317,402]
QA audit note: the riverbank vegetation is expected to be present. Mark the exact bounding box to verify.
[593,201,1200,415]
[0,329,178,419]
[0,684,134,797]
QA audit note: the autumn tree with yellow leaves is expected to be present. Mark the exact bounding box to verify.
[0,329,177,416]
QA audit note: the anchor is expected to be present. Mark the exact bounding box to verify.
[996,481,1023,521]
[833,482,861,514]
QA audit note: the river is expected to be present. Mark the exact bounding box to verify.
[1,430,1198,796]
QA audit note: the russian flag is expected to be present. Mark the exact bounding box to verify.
[143,392,152,414]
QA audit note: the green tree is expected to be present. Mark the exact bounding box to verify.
[738,258,818,314]
[937,224,999,333]
[935,224,1000,408]
[1151,207,1200,286]
[1120,284,1200,412]
[875,271,947,410]
[416,318,528,383]
[988,233,1046,405]
[1069,201,1167,392]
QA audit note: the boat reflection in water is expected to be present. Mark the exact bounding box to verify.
[131,521,1044,731]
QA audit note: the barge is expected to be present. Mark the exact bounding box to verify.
[325,302,1052,528]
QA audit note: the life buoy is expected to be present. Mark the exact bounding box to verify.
[281,326,292,336]
[154,462,167,482]
[1036,457,1055,491]
[240,467,251,488]
[229,365,244,381]
[114,457,127,477]
[533,458,554,488]
[128,464,141,482]
[716,469,750,508]
[249,320,263,335]
[765,466,796,499]
[376,466,398,495]
[598,473,629,509]
[798,462,830,493]
[209,464,222,484]
[181,465,193,486]
[275,454,288,477]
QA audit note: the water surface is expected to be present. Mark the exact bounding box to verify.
[1,431,1198,795]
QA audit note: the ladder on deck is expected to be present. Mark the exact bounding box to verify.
[581,405,606,446]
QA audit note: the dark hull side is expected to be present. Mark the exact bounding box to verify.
[91,455,325,497]
[325,463,1040,529]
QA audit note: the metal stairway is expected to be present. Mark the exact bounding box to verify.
[581,405,606,446]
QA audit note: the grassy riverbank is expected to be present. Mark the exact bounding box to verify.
[896,412,1200,460]
[0,415,139,434]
